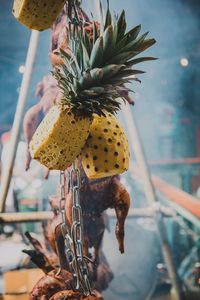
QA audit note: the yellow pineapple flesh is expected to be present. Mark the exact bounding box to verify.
[12,0,65,31]
[30,105,92,170]
[81,114,130,179]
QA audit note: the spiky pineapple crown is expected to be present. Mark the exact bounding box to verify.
[53,1,156,117]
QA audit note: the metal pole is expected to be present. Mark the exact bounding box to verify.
[123,107,157,204]
[0,30,40,213]
[0,207,175,223]
[122,104,182,300]
[91,0,182,297]
[130,164,200,229]
[0,211,53,223]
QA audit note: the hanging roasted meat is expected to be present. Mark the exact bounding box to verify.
[23,231,59,270]
[49,289,103,300]
[21,0,156,298]
[22,232,74,299]
[25,183,114,297]
[65,170,130,255]
[23,74,59,171]
[43,190,115,289]
[49,4,99,66]
[24,7,130,299]
[30,269,73,300]
[23,224,110,298]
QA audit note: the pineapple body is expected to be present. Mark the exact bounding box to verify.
[30,105,91,170]
[12,0,65,31]
[82,114,130,179]
[28,3,155,173]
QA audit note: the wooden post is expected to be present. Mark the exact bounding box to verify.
[0,30,40,213]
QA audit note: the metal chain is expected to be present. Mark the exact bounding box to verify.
[70,161,92,295]
[58,1,91,294]
[59,171,75,274]
[59,164,92,296]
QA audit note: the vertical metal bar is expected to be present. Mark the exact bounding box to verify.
[122,104,182,300]
[0,30,40,213]
[92,0,182,296]
[123,106,157,204]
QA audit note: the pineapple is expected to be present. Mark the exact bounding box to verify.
[12,0,65,31]
[30,105,92,170]
[82,114,130,179]
[30,1,155,171]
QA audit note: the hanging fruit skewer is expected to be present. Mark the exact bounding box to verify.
[30,2,156,177]
[15,0,156,298]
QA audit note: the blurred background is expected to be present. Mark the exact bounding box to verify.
[0,0,200,299]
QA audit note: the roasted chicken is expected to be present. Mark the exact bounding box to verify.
[50,289,103,300]
[23,231,58,270]
[30,269,73,300]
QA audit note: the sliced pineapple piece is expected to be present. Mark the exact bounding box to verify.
[12,0,65,31]
[30,104,92,170]
[81,114,130,179]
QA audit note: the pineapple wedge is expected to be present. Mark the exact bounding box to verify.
[12,0,65,31]
[30,105,92,170]
[82,114,130,179]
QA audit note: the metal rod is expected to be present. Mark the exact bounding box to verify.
[130,164,200,229]
[123,106,157,204]
[122,104,182,300]
[0,30,40,213]
[0,207,175,224]
[108,206,174,218]
[152,175,200,218]
[0,211,53,223]
[159,194,200,231]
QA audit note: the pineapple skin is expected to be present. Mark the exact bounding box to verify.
[81,114,130,179]
[29,105,92,170]
[12,0,65,31]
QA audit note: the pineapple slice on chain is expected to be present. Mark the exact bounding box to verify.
[12,0,65,31]
[30,105,92,170]
[81,114,130,179]
[29,2,155,171]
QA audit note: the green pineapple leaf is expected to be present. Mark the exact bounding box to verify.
[54,0,156,117]
[104,0,112,29]
[117,10,126,41]
[90,36,103,68]
[126,56,158,67]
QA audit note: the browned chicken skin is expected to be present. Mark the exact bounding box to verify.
[65,169,130,255]
[50,289,103,300]
[24,228,108,299]
[30,269,73,300]
[23,103,43,170]
[24,231,58,270]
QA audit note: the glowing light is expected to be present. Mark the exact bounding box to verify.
[18,65,26,74]
[180,58,189,67]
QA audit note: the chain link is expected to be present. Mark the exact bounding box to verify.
[60,171,67,225]
[70,161,92,295]
[59,164,92,296]
[59,171,75,270]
